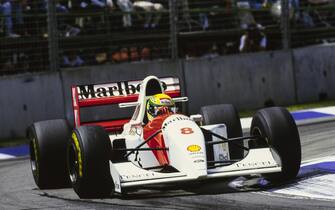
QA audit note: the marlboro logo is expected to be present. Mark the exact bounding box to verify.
[77,77,179,100]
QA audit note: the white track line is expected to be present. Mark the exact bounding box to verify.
[0,154,15,160]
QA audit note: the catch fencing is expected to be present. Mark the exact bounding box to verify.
[1,0,335,75]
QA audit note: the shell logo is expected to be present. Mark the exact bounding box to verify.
[187,145,201,152]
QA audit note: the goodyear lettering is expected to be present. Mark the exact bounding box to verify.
[72,132,83,177]
[32,138,38,162]
[32,137,39,174]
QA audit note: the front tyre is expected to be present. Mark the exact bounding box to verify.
[68,126,113,198]
[250,107,301,182]
[28,119,71,189]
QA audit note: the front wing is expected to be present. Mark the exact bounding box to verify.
[110,148,281,193]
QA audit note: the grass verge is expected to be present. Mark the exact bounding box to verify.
[0,138,28,148]
[239,100,335,118]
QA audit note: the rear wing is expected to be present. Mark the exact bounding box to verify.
[71,77,181,132]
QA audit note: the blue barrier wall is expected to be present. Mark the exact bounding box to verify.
[183,51,296,114]
[0,72,65,138]
[293,44,335,103]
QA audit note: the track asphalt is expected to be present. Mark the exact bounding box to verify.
[1,107,335,209]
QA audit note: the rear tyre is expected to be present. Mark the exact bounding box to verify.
[250,107,301,182]
[28,119,71,189]
[200,104,244,159]
[68,126,113,198]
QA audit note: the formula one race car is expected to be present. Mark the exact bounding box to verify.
[28,76,301,198]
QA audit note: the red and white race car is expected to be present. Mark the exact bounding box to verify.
[28,76,301,198]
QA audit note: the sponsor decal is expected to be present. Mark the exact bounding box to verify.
[162,115,192,130]
[219,153,229,161]
[235,161,273,168]
[194,159,205,163]
[181,127,194,134]
[187,145,201,152]
[77,77,180,100]
[129,126,142,136]
[120,172,156,181]
[160,98,172,105]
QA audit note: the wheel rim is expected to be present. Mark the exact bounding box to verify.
[68,143,79,184]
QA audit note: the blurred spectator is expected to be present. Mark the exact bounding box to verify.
[63,50,85,67]
[80,0,114,10]
[95,51,108,64]
[202,43,220,58]
[55,0,82,37]
[177,0,194,30]
[116,0,133,27]
[111,46,152,63]
[74,0,114,34]
[270,0,296,22]
[0,0,25,37]
[237,0,273,29]
[130,47,139,61]
[303,0,333,27]
[239,23,267,52]
[199,13,209,30]
[112,47,129,63]
[25,0,48,36]
[56,0,69,12]
[133,0,164,28]
[140,47,151,60]
[236,0,257,29]
[191,0,209,30]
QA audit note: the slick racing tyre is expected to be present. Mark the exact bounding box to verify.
[200,104,244,159]
[250,107,301,182]
[68,126,113,198]
[28,119,71,189]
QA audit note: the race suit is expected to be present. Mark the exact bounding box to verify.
[143,112,172,166]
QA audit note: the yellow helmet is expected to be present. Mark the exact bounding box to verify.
[146,93,174,121]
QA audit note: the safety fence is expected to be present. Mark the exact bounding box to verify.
[1,0,335,75]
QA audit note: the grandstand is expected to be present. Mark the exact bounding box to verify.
[1,0,335,75]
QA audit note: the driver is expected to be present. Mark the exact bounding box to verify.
[146,93,175,122]
[143,93,175,166]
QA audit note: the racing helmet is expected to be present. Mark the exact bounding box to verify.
[146,93,175,121]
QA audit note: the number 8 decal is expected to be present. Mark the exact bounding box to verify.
[181,127,194,134]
